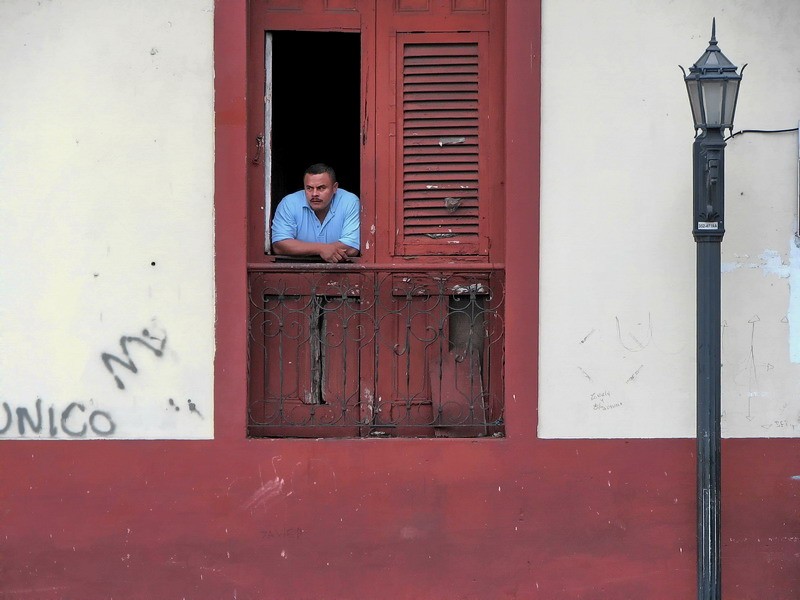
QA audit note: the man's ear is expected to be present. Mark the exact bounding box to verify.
[332,182,339,193]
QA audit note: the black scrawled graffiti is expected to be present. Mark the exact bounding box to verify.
[0,398,116,438]
[101,327,167,390]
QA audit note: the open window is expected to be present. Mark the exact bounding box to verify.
[247,0,506,438]
[260,31,361,254]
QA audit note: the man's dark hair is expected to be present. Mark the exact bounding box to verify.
[304,163,337,183]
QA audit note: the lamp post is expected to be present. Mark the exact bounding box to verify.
[681,19,743,600]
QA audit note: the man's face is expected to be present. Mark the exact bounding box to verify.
[303,172,338,216]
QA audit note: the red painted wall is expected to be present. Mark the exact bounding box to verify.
[1,2,798,598]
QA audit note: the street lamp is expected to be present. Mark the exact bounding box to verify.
[681,19,743,600]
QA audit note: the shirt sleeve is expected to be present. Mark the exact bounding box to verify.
[338,195,361,250]
[271,197,297,244]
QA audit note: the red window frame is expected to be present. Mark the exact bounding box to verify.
[214,0,540,441]
[240,0,515,438]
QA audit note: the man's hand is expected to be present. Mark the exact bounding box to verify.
[318,243,352,263]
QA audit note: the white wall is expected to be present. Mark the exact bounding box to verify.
[0,0,215,439]
[540,1,800,438]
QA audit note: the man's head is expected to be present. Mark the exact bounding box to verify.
[303,163,338,218]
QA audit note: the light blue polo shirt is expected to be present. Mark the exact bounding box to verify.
[271,188,360,250]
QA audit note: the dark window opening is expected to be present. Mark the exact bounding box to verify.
[268,31,361,235]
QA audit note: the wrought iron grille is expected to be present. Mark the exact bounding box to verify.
[247,265,504,438]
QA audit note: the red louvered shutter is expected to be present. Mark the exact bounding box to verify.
[395,32,490,256]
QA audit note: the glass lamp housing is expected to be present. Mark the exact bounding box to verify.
[684,21,742,130]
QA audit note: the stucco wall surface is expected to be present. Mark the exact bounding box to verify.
[539,0,800,438]
[0,0,215,439]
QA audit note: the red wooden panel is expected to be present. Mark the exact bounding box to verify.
[319,295,362,416]
[452,0,487,11]
[324,0,358,10]
[248,273,364,437]
[251,0,360,18]
[369,271,500,436]
[261,0,302,10]
[396,0,430,11]
[374,0,501,262]
[250,0,364,29]
[382,0,494,31]
[429,349,486,437]
[373,288,439,435]
[395,33,488,255]
[248,284,315,432]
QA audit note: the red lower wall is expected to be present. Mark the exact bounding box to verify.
[1,2,797,599]
[1,439,798,598]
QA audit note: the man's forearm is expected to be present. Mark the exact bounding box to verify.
[272,239,325,256]
[272,239,358,262]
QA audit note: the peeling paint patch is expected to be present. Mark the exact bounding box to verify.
[451,283,486,294]
[721,262,742,273]
[759,250,790,278]
[723,250,790,277]
[444,197,462,212]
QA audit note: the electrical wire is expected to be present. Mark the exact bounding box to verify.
[726,127,799,141]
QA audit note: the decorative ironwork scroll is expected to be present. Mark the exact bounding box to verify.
[248,266,504,438]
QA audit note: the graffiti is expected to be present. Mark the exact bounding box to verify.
[0,398,116,438]
[593,401,623,411]
[167,398,204,419]
[625,365,644,383]
[615,314,653,352]
[590,390,623,412]
[187,398,203,418]
[101,325,167,390]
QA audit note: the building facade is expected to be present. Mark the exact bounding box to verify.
[1,0,799,597]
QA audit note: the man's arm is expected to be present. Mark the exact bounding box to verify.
[272,239,355,263]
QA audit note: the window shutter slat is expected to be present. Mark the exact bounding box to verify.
[397,34,486,255]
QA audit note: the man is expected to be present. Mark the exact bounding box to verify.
[271,164,360,263]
